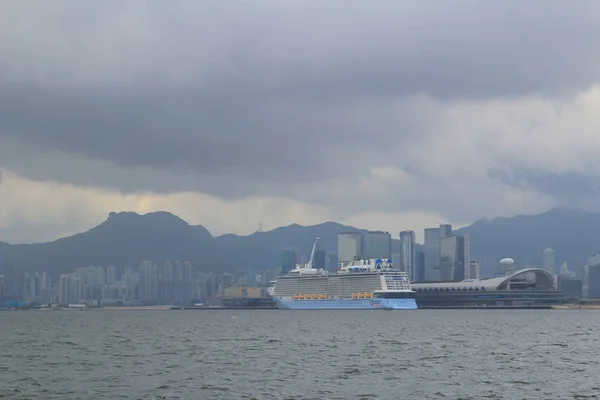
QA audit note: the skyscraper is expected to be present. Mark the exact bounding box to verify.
[106,266,117,285]
[416,250,425,282]
[440,235,467,281]
[424,228,440,281]
[542,248,556,274]
[362,231,391,259]
[588,264,600,299]
[0,263,24,300]
[583,265,590,298]
[468,260,481,279]
[424,224,453,281]
[399,230,416,280]
[439,224,452,237]
[338,232,362,265]
[327,253,339,272]
[139,261,159,303]
[463,234,471,280]
[312,250,326,269]
[281,248,301,274]
[245,265,255,286]
[391,252,401,273]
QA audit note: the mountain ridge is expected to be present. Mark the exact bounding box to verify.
[454,205,599,276]
[1,206,599,277]
[0,211,373,275]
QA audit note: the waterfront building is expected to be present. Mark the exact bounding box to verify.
[412,267,563,308]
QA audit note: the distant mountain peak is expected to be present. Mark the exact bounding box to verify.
[105,210,189,225]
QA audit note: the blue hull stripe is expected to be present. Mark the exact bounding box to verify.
[273,298,418,310]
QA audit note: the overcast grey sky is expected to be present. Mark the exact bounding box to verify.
[1,0,600,244]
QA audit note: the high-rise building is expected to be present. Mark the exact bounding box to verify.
[25,273,36,302]
[468,260,481,279]
[338,232,362,265]
[463,234,471,280]
[362,231,391,259]
[585,255,600,298]
[439,224,452,237]
[391,253,401,272]
[58,274,70,305]
[183,261,193,282]
[440,235,467,281]
[588,264,600,299]
[399,230,416,280]
[245,266,255,286]
[583,265,590,298]
[139,261,159,303]
[222,273,233,289]
[312,250,326,269]
[424,224,452,281]
[106,266,117,285]
[557,276,583,299]
[542,248,556,274]
[424,228,440,281]
[415,250,425,282]
[559,262,572,277]
[281,248,301,274]
[327,253,338,272]
[160,261,175,303]
[4,264,24,300]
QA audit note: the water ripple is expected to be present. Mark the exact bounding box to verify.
[0,309,597,399]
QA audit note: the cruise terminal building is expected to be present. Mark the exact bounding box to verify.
[412,268,564,308]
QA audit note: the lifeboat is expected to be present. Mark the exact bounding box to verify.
[366,293,372,298]
[298,295,304,299]
[293,295,299,300]
[305,294,312,299]
[312,294,318,299]
[358,293,365,298]
[352,293,358,298]
[319,294,326,299]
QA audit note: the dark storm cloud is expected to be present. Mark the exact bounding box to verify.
[1,0,600,202]
[0,82,372,190]
[489,169,600,200]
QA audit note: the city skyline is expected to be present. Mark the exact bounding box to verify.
[0,227,586,306]
[1,260,276,306]
[0,206,591,305]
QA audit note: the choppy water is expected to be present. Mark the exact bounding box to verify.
[1,309,599,399]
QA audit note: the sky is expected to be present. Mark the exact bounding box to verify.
[1,0,600,244]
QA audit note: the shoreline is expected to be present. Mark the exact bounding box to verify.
[6,303,600,311]
[553,304,600,309]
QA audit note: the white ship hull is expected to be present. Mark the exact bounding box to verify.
[273,297,417,310]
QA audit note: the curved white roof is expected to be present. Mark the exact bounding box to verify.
[412,268,554,291]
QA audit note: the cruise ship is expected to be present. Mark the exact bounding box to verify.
[270,238,417,310]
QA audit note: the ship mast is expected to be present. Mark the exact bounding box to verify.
[307,237,320,269]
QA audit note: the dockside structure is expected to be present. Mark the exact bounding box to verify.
[412,268,563,308]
